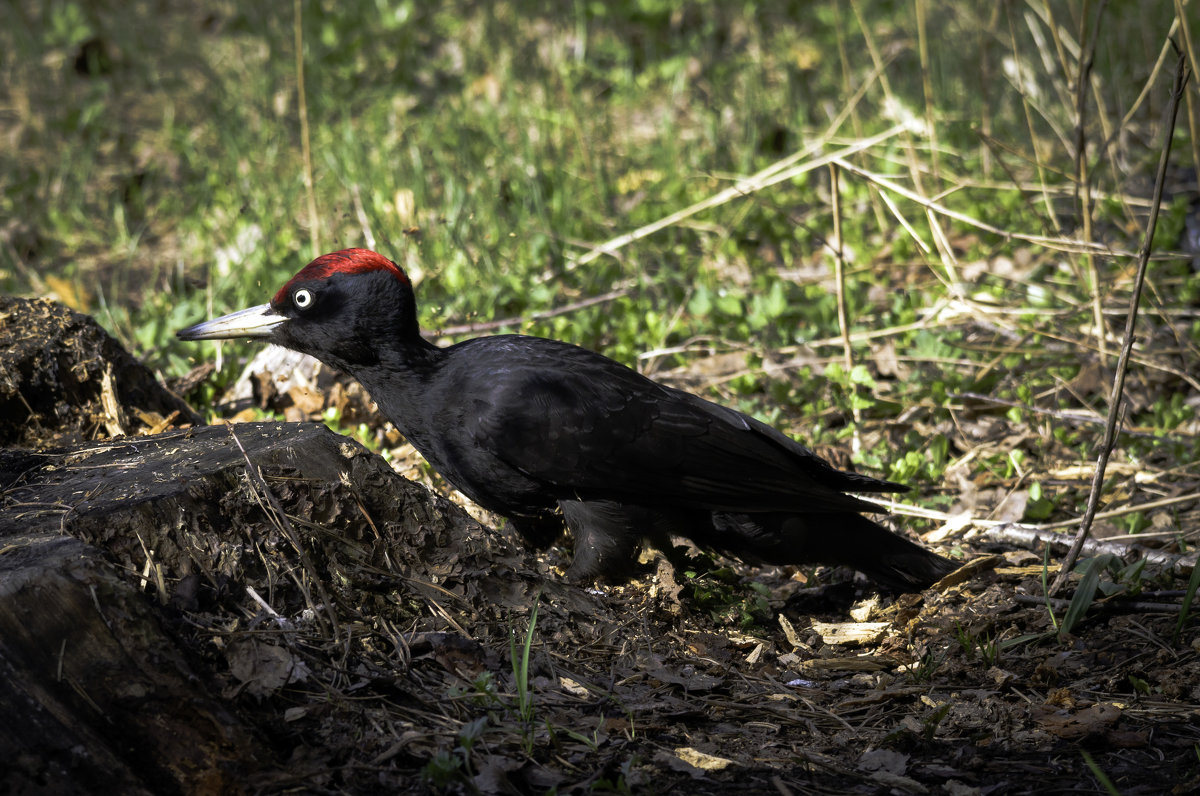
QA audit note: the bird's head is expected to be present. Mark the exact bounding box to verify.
[177,248,422,368]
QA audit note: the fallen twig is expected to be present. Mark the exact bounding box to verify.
[987,522,1197,575]
[1012,593,1186,615]
[1051,49,1191,595]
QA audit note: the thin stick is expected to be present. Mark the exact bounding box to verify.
[865,491,1200,533]
[294,0,320,257]
[1072,0,1109,361]
[1120,18,1180,129]
[1174,0,1200,178]
[979,6,1000,179]
[1033,492,1200,530]
[1050,50,1190,595]
[829,164,859,438]
[851,0,960,295]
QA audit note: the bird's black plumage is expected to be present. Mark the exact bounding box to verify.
[179,248,956,591]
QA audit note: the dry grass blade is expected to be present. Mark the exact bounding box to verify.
[225,422,340,635]
[294,0,319,258]
[1007,4,1063,233]
[1070,0,1109,360]
[915,0,939,181]
[1173,0,1200,180]
[1050,49,1191,595]
[434,285,632,337]
[350,182,376,251]
[568,41,899,273]
[571,125,907,267]
[829,157,1128,256]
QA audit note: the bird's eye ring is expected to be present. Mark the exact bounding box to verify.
[293,288,315,310]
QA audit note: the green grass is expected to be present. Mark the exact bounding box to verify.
[3,1,1199,541]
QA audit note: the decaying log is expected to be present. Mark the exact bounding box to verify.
[0,532,268,795]
[0,421,526,794]
[0,422,499,603]
[0,296,200,448]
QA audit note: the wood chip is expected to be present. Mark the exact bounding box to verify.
[811,621,889,645]
[673,746,736,771]
[800,656,892,673]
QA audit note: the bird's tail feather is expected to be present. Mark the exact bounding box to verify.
[707,511,956,592]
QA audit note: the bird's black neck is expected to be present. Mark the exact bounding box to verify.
[349,336,446,443]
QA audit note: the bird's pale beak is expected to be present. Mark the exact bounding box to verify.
[176,304,287,341]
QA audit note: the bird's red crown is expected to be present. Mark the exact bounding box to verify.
[273,248,409,305]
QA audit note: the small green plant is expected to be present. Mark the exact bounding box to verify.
[1120,510,1151,535]
[681,567,771,629]
[419,750,463,789]
[921,703,952,742]
[1058,554,1153,639]
[953,621,973,656]
[548,718,604,753]
[590,756,639,795]
[448,670,501,707]
[976,634,1000,666]
[1058,556,1110,638]
[824,361,878,414]
[905,647,945,684]
[1023,481,1056,521]
[1127,674,1154,696]
[509,595,540,755]
[952,622,1001,666]
[887,432,950,483]
[1080,749,1122,796]
[1041,546,1060,633]
[420,716,488,789]
[1173,554,1200,644]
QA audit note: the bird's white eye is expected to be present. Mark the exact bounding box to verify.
[293,288,315,310]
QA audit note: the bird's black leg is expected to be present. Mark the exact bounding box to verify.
[558,499,645,582]
[509,512,566,550]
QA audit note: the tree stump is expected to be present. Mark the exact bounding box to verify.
[0,421,537,794]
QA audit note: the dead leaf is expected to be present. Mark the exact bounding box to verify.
[288,384,326,416]
[987,666,1017,687]
[642,656,725,691]
[1066,360,1107,397]
[1032,702,1121,739]
[226,639,310,698]
[558,676,590,697]
[858,747,908,775]
[472,754,522,794]
[674,747,736,772]
[873,339,909,380]
[992,490,1029,523]
[427,633,491,678]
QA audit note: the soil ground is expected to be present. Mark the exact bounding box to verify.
[2,297,1199,795]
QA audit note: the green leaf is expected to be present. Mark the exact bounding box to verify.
[849,364,876,388]
[1059,555,1120,638]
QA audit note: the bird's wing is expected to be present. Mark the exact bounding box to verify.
[465,345,897,515]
